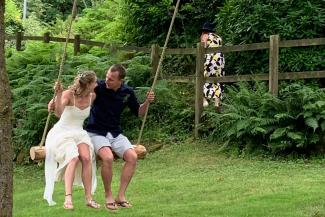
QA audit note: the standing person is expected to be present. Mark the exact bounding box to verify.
[200,22,225,109]
[44,71,100,210]
[86,64,155,210]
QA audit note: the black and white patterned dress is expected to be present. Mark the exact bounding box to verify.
[203,33,225,101]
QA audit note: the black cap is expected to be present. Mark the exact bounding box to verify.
[200,22,215,33]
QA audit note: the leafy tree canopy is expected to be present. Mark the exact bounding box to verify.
[4,0,22,34]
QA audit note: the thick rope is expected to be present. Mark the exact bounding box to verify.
[38,0,78,147]
[136,0,181,145]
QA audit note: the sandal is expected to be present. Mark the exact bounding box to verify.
[63,194,74,210]
[105,201,118,211]
[86,199,101,209]
[116,200,132,208]
[63,201,74,210]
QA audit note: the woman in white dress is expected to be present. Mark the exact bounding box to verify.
[44,71,100,210]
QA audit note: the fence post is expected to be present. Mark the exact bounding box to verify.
[43,32,50,43]
[16,32,23,51]
[194,42,205,138]
[269,35,279,96]
[74,34,81,55]
[150,44,159,78]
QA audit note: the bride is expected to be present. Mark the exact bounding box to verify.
[44,70,100,210]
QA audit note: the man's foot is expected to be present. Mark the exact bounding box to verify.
[105,201,118,211]
[115,200,132,208]
[86,199,101,209]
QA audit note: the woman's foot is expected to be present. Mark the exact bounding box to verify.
[63,194,74,210]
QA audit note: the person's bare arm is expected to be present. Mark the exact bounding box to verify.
[48,81,70,117]
[138,91,155,117]
[54,90,71,117]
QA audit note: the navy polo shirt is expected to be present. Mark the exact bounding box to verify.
[86,80,140,138]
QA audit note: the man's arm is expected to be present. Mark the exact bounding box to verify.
[138,91,155,117]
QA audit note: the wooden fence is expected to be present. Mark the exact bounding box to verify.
[5,32,151,54]
[6,32,325,138]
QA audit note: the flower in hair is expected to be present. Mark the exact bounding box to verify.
[77,71,87,79]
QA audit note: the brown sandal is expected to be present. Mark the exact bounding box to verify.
[105,201,118,211]
[116,200,132,208]
[86,199,101,209]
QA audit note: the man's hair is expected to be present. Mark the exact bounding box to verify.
[109,64,126,80]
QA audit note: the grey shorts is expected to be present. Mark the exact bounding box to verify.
[88,132,133,158]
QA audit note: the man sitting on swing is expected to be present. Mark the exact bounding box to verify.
[86,64,155,210]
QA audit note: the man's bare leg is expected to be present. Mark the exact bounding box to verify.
[115,149,137,207]
[98,147,115,204]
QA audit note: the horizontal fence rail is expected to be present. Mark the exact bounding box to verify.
[5,32,150,54]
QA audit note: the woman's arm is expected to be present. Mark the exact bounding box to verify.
[54,90,71,117]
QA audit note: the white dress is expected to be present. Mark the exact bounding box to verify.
[43,95,97,206]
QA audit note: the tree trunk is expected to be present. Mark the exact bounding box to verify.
[0,0,13,216]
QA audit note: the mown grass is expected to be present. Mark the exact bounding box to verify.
[14,141,325,217]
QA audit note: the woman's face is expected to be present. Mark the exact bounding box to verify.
[200,32,209,43]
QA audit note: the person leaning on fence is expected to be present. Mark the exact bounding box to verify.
[200,22,225,109]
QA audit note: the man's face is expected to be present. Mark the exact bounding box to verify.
[105,70,122,90]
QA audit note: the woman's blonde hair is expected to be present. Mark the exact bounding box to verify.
[69,70,96,96]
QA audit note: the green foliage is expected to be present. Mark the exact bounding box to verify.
[121,81,194,143]
[216,0,325,75]
[162,54,196,77]
[4,0,23,34]
[121,0,224,47]
[201,82,325,156]
[123,55,151,87]
[16,0,93,24]
[74,0,225,47]
[21,13,45,36]
[74,0,125,43]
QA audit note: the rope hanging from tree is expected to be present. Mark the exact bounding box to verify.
[136,0,182,145]
[30,0,79,160]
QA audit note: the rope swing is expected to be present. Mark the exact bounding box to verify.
[136,0,182,146]
[30,0,79,160]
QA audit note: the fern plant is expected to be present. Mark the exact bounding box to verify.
[201,81,325,156]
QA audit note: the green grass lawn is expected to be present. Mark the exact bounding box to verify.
[14,141,325,217]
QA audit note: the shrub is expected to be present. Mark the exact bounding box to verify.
[201,82,325,156]
[216,0,325,75]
